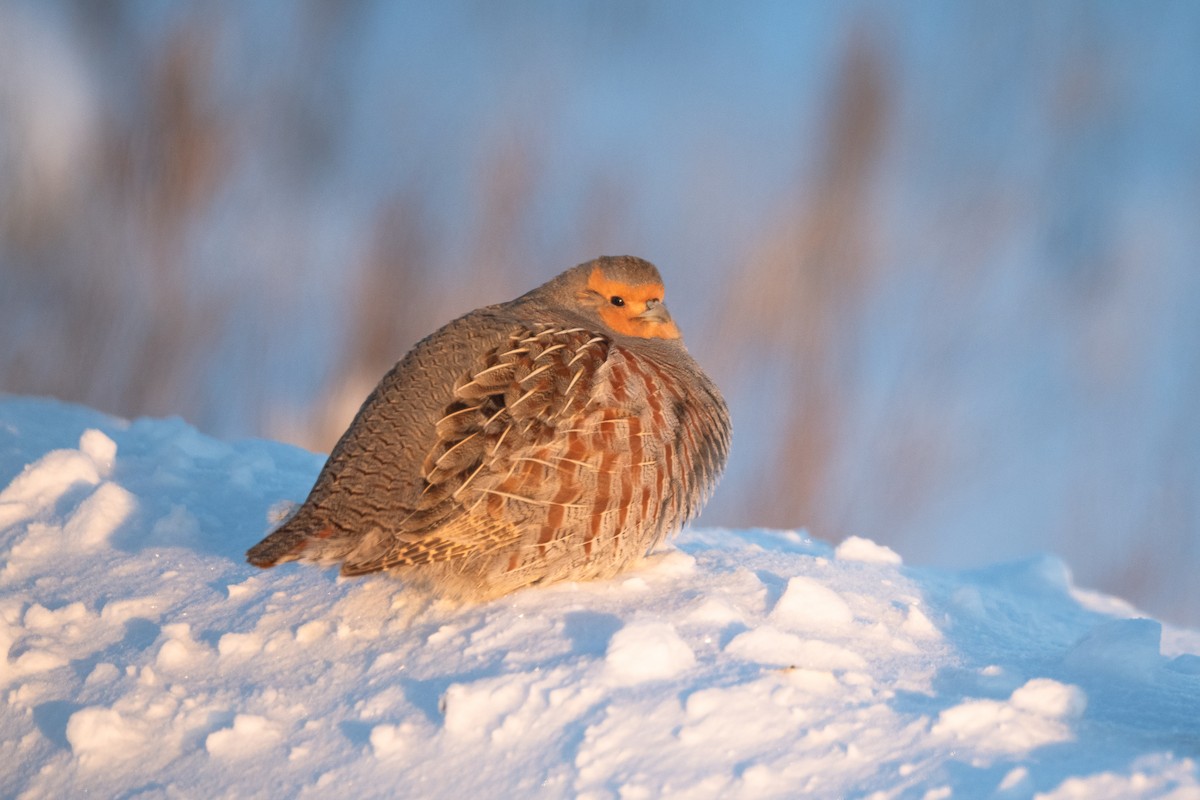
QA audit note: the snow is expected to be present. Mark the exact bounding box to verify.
[2,396,1200,799]
[835,536,904,566]
[604,621,696,685]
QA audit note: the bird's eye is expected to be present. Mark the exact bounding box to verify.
[610,296,625,307]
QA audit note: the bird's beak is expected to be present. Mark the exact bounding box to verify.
[636,299,673,326]
[634,299,681,339]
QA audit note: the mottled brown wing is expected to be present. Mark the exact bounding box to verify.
[338,324,701,583]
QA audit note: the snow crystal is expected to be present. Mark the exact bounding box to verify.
[2,397,1200,798]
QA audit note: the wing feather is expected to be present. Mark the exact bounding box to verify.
[337,323,727,589]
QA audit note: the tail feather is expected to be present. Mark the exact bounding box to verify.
[246,504,333,568]
[246,521,311,567]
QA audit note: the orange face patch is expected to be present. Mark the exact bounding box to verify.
[586,266,681,339]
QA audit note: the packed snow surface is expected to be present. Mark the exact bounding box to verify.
[2,396,1199,799]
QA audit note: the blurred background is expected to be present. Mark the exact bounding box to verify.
[2,1,1199,624]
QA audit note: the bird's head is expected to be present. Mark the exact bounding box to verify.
[569,256,681,340]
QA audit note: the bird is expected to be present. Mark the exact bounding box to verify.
[246,255,731,600]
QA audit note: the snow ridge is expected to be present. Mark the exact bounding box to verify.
[1,397,1198,798]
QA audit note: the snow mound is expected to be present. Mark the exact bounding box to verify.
[605,620,696,684]
[835,534,903,565]
[2,396,1199,798]
[932,677,1086,756]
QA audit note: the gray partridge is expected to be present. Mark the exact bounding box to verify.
[247,256,731,600]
